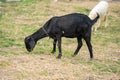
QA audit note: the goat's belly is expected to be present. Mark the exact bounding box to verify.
[62,34,78,38]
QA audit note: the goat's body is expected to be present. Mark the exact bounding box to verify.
[89,1,109,31]
[45,13,93,39]
[25,13,99,59]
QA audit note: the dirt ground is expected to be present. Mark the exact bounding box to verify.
[0,54,119,80]
[0,54,88,80]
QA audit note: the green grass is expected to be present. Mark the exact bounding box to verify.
[74,6,90,15]
[0,1,120,79]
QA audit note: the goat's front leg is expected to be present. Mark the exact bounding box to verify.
[73,37,82,56]
[51,39,57,53]
[84,36,93,59]
[56,35,62,59]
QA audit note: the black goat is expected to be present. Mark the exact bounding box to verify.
[24,13,99,59]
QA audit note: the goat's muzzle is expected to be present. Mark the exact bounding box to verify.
[27,49,33,52]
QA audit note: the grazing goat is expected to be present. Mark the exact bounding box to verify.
[89,1,109,31]
[24,13,99,59]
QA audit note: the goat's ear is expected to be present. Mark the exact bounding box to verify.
[28,37,32,41]
[25,37,31,41]
[28,37,34,42]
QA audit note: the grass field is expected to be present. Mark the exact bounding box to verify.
[0,0,120,80]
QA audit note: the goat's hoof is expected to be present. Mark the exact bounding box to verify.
[57,54,62,59]
[72,54,77,57]
[72,55,75,57]
[51,51,55,54]
[90,57,93,60]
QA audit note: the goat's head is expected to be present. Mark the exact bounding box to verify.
[24,36,36,52]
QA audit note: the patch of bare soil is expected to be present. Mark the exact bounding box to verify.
[0,54,119,80]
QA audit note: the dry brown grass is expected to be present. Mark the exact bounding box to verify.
[0,54,119,80]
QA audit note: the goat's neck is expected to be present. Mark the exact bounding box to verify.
[31,28,48,42]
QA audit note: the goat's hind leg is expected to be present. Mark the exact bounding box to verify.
[84,36,93,59]
[73,37,82,57]
[94,19,100,31]
[56,35,62,59]
[51,39,57,53]
[104,14,108,28]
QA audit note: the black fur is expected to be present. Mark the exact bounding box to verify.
[24,13,99,59]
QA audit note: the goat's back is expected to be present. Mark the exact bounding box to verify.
[89,1,108,19]
[52,13,91,30]
[46,13,92,38]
